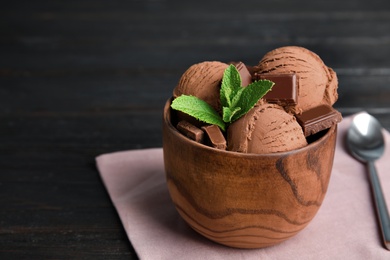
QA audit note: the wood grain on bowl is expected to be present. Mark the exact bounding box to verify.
[163,100,337,248]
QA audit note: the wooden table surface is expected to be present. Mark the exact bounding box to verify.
[1,1,390,259]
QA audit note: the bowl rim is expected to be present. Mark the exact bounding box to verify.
[163,98,337,159]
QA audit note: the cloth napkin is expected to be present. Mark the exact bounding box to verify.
[96,115,390,260]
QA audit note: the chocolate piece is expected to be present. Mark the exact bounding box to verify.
[295,105,342,137]
[177,121,204,143]
[201,125,227,150]
[254,73,298,105]
[230,61,252,87]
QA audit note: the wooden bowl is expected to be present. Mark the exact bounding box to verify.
[162,99,337,249]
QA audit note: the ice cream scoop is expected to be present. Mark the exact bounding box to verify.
[228,103,307,154]
[253,46,338,114]
[173,61,228,113]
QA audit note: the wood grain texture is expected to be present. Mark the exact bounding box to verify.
[163,101,337,248]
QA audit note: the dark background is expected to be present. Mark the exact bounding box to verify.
[1,0,390,259]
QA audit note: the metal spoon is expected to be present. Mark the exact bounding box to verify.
[346,112,390,250]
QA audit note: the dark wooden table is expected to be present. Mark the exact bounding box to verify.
[1,1,390,259]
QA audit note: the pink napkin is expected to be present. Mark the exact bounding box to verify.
[96,115,390,259]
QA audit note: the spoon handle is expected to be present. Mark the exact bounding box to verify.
[367,161,390,250]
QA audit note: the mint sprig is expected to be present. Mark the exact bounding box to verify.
[171,95,226,131]
[171,64,274,131]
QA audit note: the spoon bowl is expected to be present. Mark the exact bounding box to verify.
[347,112,384,162]
[346,112,390,250]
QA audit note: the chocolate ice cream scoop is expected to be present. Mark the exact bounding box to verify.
[173,61,228,113]
[227,103,307,154]
[253,46,338,114]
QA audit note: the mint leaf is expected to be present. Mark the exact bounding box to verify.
[220,64,274,124]
[171,95,226,131]
[222,106,241,123]
[171,65,273,133]
[220,64,242,108]
[231,79,274,122]
[230,87,245,108]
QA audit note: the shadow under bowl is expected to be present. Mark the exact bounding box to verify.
[162,99,337,249]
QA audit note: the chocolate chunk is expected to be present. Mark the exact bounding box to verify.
[295,105,342,137]
[177,121,204,143]
[230,61,252,87]
[201,125,227,150]
[254,73,298,105]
